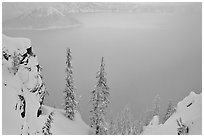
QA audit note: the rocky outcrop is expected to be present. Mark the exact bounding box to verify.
[2,34,48,134]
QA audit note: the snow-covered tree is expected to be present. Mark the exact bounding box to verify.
[28,63,49,117]
[11,51,20,75]
[114,107,135,135]
[152,95,160,116]
[107,107,141,135]
[163,101,176,124]
[107,115,115,135]
[140,95,160,127]
[141,109,154,126]
[90,57,110,135]
[176,117,189,135]
[134,120,143,135]
[37,73,49,106]
[42,111,55,135]
[63,48,77,120]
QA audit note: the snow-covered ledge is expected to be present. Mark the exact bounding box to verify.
[2,34,93,135]
[3,34,48,134]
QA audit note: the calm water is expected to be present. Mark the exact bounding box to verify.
[3,12,202,124]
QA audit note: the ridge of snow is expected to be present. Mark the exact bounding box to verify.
[143,115,160,134]
[143,91,202,135]
[3,34,31,54]
[2,34,92,135]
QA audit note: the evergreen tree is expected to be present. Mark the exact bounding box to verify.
[42,111,55,135]
[141,109,154,126]
[134,120,143,135]
[90,57,110,135]
[63,48,77,120]
[152,95,160,116]
[11,51,20,75]
[38,75,48,105]
[139,95,160,128]
[107,115,115,135]
[27,63,49,117]
[163,101,176,124]
[35,65,49,105]
[115,107,135,135]
[36,78,48,117]
[107,107,140,135]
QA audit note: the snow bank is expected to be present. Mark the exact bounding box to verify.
[2,34,92,135]
[2,34,31,54]
[143,91,202,135]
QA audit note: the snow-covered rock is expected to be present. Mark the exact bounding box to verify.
[143,91,202,135]
[142,115,160,134]
[2,34,92,135]
[2,34,31,53]
[147,115,160,127]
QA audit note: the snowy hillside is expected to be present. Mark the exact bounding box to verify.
[143,91,202,135]
[2,34,202,135]
[2,34,92,135]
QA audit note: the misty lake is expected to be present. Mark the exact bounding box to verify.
[3,12,201,124]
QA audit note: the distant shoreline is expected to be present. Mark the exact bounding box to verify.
[2,24,81,31]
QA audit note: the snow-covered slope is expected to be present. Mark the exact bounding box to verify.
[2,34,92,135]
[143,91,202,135]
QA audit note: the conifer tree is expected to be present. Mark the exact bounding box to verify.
[141,109,154,126]
[107,107,139,135]
[42,111,55,135]
[115,107,135,135]
[11,51,20,75]
[107,116,115,135]
[35,65,49,105]
[90,57,110,135]
[163,101,176,124]
[134,120,143,135]
[152,95,160,116]
[63,48,77,120]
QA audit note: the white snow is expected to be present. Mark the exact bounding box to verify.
[2,34,201,135]
[2,34,92,135]
[2,34,31,55]
[2,84,24,135]
[143,91,202,135]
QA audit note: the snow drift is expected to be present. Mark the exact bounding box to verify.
[143,91,202,135]
[2,34,92,135]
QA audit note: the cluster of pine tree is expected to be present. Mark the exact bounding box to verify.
[139,95,161,127]
[61,48,180,135]
[42,111,55,135]
[40,47,178,135]
[162,101,176,124]
[62,48,110,135]
[108,107,139,135]
[106,96,177,135]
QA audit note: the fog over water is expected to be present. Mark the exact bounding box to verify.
[3,4,202,124]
